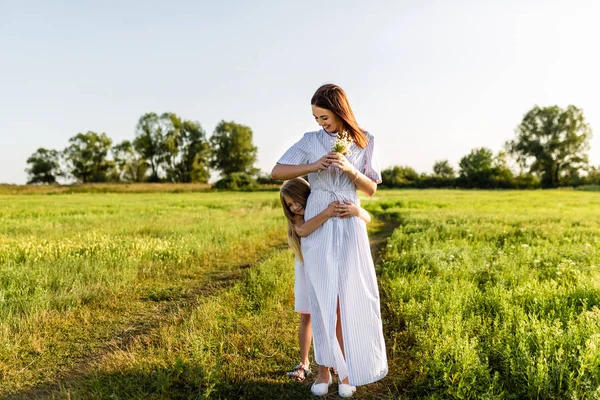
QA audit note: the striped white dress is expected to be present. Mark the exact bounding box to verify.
[278,129,388,386]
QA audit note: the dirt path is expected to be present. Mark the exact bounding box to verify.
[4,242,288,400]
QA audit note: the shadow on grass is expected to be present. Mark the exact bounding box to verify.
[5,361,398,400]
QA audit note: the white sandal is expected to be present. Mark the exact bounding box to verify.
[338,383,357,398]
[311,374,332,396]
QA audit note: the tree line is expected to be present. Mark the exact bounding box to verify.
[382,105,597,189]
[26,113,259,187]
[26,105,598,189]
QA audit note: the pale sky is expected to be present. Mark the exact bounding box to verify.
[1,0,599,184]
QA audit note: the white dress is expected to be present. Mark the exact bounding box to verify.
[294,258,310,314]
[277,129,388,386]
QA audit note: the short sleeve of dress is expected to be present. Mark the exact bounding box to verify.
[362,134,382,184]
[277,132,311,165]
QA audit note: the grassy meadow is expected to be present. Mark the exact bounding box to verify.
[1,187,600,399]
[373,190,600,399]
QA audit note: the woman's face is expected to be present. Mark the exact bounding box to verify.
[283,195,305,216]
[312,105,342,133]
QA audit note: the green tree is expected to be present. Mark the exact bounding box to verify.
[381,165,420,188]
[458,147,495,188]
[419,160,456,188]
[491,151,516,188]
[133,113,167,182]
[213,172,258,191]
[163,114,210,183]
[458,148,518,188]
[507,105,592,188]
[586,165,600,186]
[432,160,456,179]
[63,132,114,183]
[25,148,63,184]
[112,140,149,182]
[209,121,258,177]
[513,173,541,189]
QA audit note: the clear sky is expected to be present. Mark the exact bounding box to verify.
[1,0,599,184]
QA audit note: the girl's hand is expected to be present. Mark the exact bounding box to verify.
[325,201,340,218]
[311,155,331,173]
[336,200,359,218]
[326,152,354,174]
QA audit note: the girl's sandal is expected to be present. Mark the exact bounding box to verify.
[287,364,311,382]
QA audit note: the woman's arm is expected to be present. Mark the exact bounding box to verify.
[295,202,338,237]
[271,154,332,181]
[346,168,377,197]
[271,163,315,181]
[326,152,377,196]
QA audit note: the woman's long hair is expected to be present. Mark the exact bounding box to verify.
[311,83,368,149]
[280,178,311,263]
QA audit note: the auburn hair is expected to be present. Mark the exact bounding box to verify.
[279,178,311,263]
[311,83,368,148]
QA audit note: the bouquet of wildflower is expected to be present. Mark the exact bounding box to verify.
[316,131,354,182]
[331,131,353,157]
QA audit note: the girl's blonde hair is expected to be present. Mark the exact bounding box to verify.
[280,177,311,263]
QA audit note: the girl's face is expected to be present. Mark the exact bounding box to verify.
[283,195,305,216]
[312,105,342,134]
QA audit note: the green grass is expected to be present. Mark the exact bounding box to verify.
[0,183,211,195]
[2,188,600,399]
[370,190,600,399]
[0,182,281,195]
[0,191,285,396]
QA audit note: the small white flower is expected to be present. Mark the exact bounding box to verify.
[331,131,353,156]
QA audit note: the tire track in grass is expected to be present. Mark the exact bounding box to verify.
[3,239,288,400]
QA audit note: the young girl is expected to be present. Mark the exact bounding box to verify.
[279,177,371,382]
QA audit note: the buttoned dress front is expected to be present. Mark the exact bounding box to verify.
[277,129,388,386]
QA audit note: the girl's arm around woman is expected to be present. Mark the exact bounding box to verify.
[294,202,338,237]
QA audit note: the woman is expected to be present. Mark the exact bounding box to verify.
[272,84,388,397]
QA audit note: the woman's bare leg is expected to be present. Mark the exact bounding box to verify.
[337,299,350,384]
[315,364,331,384]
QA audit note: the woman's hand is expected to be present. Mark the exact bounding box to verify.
[327,152,355,174]
[337,200,361,218]
[311,154,332,173]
